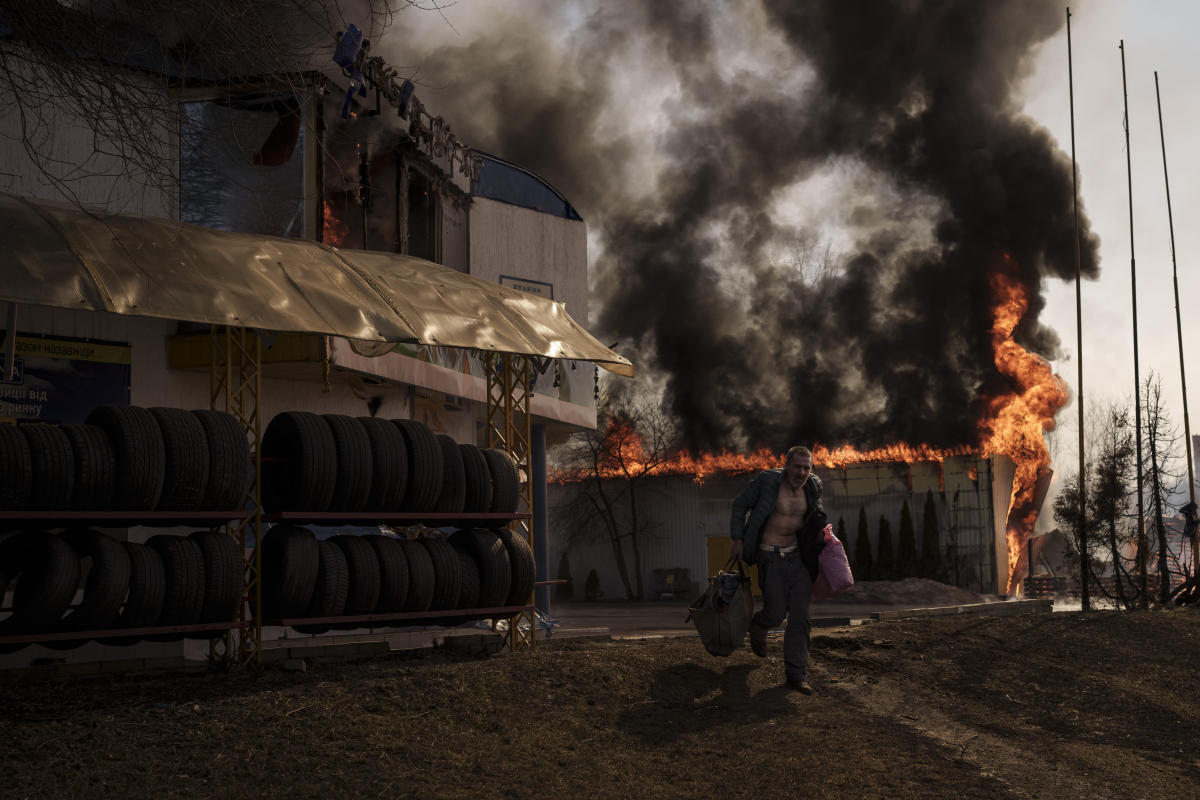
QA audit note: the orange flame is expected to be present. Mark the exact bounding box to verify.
[978,260,1068,593]
[323,201,348,248]
[555,258,1066,593]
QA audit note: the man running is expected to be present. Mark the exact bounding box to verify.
[729,445,825,694]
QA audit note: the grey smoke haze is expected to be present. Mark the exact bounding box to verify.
[399,0,1100,452]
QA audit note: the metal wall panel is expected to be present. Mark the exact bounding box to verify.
[548,457,1011,603]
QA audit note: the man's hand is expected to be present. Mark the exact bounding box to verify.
[729,540,744,561]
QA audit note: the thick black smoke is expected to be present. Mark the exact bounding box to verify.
[399,0,1100,452]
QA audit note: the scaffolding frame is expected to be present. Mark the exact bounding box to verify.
[485,353,536,650]
[209,326,263,665]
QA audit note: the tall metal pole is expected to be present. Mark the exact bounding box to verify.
[1121,41,1148,605]
[1154,72,1197,577]
[1067,9,1089,610]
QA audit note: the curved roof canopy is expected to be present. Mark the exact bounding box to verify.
[0,192,633,376]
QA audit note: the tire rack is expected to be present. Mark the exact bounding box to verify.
[0,511,252,648]
[484,353,535,651]
[209,328,544,664]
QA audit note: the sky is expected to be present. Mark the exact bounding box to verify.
[1022,1,1200,499]
[386,0,1200,510]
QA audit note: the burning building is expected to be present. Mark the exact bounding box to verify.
[550,445,1057,602]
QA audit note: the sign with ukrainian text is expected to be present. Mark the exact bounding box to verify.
[499,275,554,300]
[0,333,131,423]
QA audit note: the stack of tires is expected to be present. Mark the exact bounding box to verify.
[0,528,243,651]
[0,406,252,513]
[260,413,521,524]
[259,525,535,630]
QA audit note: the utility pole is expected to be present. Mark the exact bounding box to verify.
[1154,72,1197,579]
[1068,8,1089,610]
[1120,41,1148,605]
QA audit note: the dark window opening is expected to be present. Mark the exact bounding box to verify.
[406,168,438,262]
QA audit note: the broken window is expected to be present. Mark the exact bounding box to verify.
[179,94,304,237]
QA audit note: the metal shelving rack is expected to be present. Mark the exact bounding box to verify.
[0,510,251,648]
[0,333,544,664]
[209,328,542,664]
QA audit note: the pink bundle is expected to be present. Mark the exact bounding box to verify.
[812,523,855,600]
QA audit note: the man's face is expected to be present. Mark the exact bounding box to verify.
[785,453,813,488]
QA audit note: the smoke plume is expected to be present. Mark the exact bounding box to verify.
[396,0,1100,452]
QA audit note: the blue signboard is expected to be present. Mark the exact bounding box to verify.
[0,333,132,423]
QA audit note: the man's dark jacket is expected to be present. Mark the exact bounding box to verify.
[729,468,826,580]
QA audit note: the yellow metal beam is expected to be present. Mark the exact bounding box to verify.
[486,353,536,649]
[210,326,263,666]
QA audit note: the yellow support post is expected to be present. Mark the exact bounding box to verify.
[210,326,263,666]
[485,353,536,649]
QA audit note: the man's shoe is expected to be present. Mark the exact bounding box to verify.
[787,679,813,695]
[749,627,767,657]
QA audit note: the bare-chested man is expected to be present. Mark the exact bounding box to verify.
[729,445,825,694]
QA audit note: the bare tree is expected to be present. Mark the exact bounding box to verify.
[0,1,426,207]
[1140,373,1187,604]
[551,392,679,600]
[1053,402,1142,608]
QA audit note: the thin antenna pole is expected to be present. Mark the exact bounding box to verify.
[1121,40,1148,605]
[1154,72,1197,577]
[1068,8,1089,611]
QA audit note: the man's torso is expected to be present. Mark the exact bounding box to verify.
[760,477,809,547]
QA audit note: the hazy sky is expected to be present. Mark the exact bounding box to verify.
[1023,2,1200,497]
[392,1,1200,506]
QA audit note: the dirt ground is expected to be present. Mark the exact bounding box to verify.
[1,608,1199,799]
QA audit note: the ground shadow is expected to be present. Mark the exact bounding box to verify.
[617,661,797,744]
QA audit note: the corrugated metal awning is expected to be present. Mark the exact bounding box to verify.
[0,192,634,376]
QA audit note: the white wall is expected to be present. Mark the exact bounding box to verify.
[0,53,176,217]
[468,197,589,326]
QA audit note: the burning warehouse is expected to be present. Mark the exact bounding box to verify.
[550,441,1057,602]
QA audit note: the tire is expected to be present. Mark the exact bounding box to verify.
[261,412,337,512]
[397,538,434,613]
[459,444,492,517]
[0,424,32,510]
[434,434,466,514]
[0,562,19,654]
[367,534,409,614]
[0,532,79,633]
[293,540,349,635]
[443,547,482,627]
[455,548,481,610]
[60,424,116,511]
[330,534,381,626]
[46,529,131,648]
[145,535,206,641]
[496,528,535,606]
[19,424,75,511]
[357,416,409,512]
[150,408,210,512]
[108,542,166,646]
[192,410,252,512]
[450,529,511,609]
[188,531,243,629]
[322,415,372,513]
[482,448,520,528]
[260,525,319,619]
[420,536,461,611]
[86,405,166,511]
[392,419,442,513]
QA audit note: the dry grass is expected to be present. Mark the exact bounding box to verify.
[2,610,1199,798]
